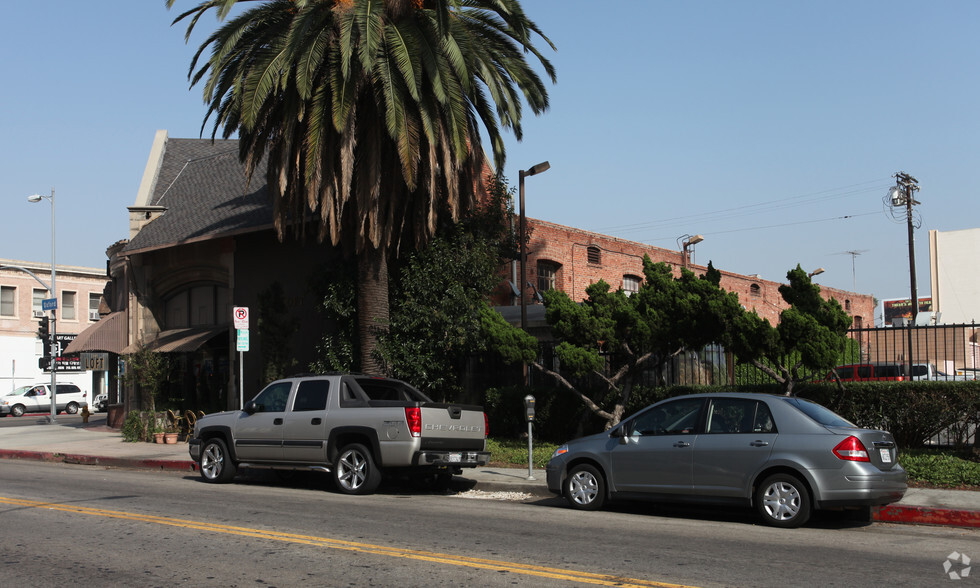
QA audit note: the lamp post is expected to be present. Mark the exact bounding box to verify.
[519,161,550,331]
[680,234,704,269]
[28,189,57,424]
[807,267,825,279]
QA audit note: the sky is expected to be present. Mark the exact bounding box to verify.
[2,1,978,305]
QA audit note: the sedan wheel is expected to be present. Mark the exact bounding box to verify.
[563,464,606,511]
[756,473,811,528]
[200,438,237,483]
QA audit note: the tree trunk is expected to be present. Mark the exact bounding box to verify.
[357,246,389,374]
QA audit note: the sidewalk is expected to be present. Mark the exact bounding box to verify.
[0,419,977,528]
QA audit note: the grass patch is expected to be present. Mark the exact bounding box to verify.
[900,448,980,489]
[487,438,559,469]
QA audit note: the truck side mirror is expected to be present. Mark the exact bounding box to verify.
[243,401,258,415]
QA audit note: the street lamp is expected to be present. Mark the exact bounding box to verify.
[808,267,825,279]
[679,234,704,269]
[28,188,57,424]
[519,161,550,331]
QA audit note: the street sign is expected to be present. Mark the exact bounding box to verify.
[236,328,249,352]
[42,298,57,311]
[233,306,249,330]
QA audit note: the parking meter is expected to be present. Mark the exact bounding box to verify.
[524,394,536,422]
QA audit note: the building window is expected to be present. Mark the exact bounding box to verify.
[63,291,76,320]
[845,299,852,312]
[750,284,761,299]
[33,289,46,317]
[623,275,641,296]
[89,293,101,321]
[164,285,230,329]
[537,262,559,292]
[1,286,15,317]
[587,245,601,265]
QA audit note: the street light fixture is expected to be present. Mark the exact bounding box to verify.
[28,188,57,424]
[808,267,825,279]
[679,234,704,269]
[519,161,550,332]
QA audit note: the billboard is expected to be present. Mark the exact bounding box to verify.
[879,297,932,326]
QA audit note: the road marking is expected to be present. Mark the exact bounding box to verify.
[0,495,699,587]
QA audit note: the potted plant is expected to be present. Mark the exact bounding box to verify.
[123,345,173,442]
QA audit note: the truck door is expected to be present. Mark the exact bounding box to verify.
[234,381,292,461]
[281,379,330,463]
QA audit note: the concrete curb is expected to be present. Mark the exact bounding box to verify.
[875,504,980,528]
[0,448,198,472]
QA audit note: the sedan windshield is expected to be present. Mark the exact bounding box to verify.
[782,397,855,428]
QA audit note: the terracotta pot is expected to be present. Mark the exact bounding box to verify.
[154,432,165,443]
[164,432,178,444]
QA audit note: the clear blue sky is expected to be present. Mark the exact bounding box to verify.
[2,1,978,304]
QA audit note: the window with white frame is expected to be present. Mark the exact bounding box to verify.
[623,275,641,296]
[33,289,45,317]
[63,291,76,320]
[89,293,101,321]
[1,286,15,317]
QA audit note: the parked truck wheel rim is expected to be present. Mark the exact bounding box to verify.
[335,444,380,495]
[200,438,236,483]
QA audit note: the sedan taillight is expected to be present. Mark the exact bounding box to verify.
[833,435,870,462]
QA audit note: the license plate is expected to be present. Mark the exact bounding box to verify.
[879,448,892,463]
[447,452,461,463]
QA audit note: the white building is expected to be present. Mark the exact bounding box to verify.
[0,259,109,399]
[929,228,980,325]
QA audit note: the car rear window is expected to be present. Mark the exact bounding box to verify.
[782,397,855,428]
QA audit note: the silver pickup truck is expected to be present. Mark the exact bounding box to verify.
[188,374,489,494]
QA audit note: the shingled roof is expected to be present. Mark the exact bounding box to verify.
[122,136,273,255]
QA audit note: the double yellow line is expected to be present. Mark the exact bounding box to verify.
[0,495,698,587]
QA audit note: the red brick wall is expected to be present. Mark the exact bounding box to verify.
[495,218,874,328]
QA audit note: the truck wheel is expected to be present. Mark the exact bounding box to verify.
[334,443,381,495]
[11,405,25,417]
[200,438,237,483]
[65,402,79,414]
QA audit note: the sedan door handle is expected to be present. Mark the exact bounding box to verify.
[673,441,691,448]
[750,440,769,447]
[273,418,283,425]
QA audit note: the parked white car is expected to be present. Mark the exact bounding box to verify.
[0,384,88,417]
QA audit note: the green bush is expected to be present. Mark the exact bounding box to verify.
[121,410,148,443]
[901,449,980,488]
[487,438,559,469]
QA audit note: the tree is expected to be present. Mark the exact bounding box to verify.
[168,0,556,372]
[257,281,299,383]
[730,265,853,395]
[494,256,744,430]
[377,174,522,399]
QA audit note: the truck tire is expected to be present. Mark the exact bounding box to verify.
[199,438,237,483]
[334,443,381,495]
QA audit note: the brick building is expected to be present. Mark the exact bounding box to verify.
[494,218,874,329]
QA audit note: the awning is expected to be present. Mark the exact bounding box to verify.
[122,326,228,354]
[64,311,129,354]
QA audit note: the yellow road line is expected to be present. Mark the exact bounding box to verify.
[0,495,699,588]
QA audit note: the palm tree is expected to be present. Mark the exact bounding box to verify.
[167,0,555,372]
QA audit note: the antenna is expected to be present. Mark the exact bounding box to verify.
[834,249,869,291]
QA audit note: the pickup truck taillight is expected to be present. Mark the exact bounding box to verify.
[484,412,489,438]
[405,407,422,437]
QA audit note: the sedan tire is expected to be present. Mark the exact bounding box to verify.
[563,463,606,511]
[755,473,811,528]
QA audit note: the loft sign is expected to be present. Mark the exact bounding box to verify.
[80,352,109,371]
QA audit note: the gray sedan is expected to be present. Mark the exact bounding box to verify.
[545,393,907,528]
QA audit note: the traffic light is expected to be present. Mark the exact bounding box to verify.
[37,316,49,340]
[36,317,51,359]
[38,357,50,369]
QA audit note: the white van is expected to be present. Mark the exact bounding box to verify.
[0,384,88,417]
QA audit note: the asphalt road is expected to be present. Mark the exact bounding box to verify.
[1,460,977,587]
[0,411,107,427]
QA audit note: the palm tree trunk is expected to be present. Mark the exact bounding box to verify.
[357,246,389,374]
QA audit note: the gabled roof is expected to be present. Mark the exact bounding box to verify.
[122,134,273,255]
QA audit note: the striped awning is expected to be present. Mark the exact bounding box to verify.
[121,326,228,354]
[64,311,128,354]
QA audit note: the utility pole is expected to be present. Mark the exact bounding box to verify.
[888,173,920,378]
